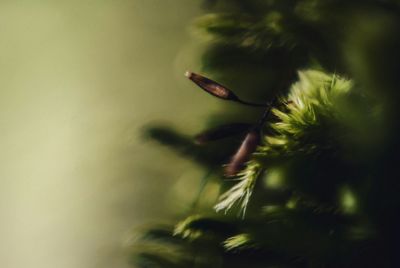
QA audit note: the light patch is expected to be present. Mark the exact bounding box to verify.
[264,168,285,189]
[263,205,280,213]
[286,198,297,209]
[340,186,357,213]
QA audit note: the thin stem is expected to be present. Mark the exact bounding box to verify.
[236,99,270,107]
[254,97,277,128]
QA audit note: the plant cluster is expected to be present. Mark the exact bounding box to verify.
[130,1,400,267]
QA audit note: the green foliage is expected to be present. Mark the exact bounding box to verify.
[132,0,400,267]
[174,215,237,240]
[194,12,297,50]
[215,161,262,216]
[223,233,252,251]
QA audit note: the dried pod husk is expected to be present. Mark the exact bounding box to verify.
[224,129,260,176]
[195,123,252,144]
[185,71,240,101]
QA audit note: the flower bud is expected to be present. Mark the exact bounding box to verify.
[185,71,240,101]
[224,129,260,176]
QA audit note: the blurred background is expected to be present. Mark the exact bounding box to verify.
[0,1,214,267]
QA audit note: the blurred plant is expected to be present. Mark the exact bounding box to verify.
[130,0,400,267]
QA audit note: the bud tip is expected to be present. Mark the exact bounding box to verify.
[184,70,193,78]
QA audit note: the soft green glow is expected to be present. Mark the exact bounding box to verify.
[264,168,285,189]
[340,186,357,213]
[286,198,297,209]
[262,205,280,213]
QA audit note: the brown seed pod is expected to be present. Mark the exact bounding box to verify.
[224,129,260,176]
[185,71,269,107]
[195,123,252,145]
[185,71,239,101]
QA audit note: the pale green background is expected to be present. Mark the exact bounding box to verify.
[0,1,218,267]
